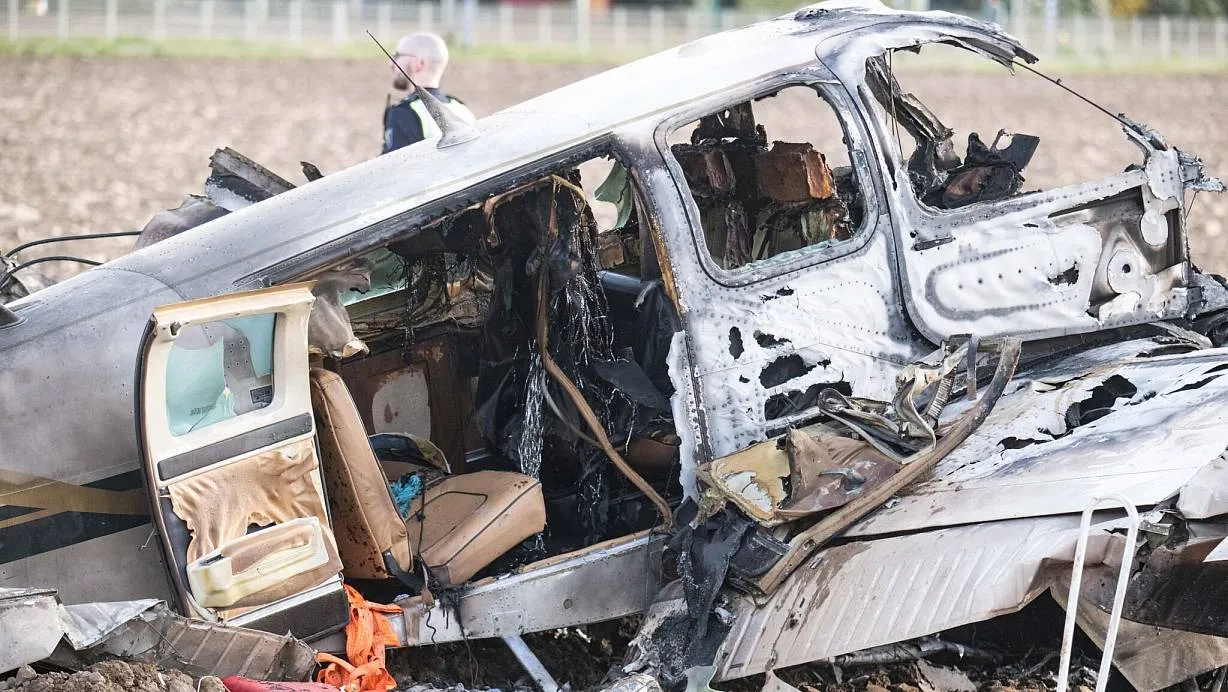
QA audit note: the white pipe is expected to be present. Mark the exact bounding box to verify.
[503,633,561,692]
[1056,494,1140,692]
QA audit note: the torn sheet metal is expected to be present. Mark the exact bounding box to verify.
[0,588,315,681]
[698,428,899,525]
[1177,452,1228,519]
[700,440,789,522]
[715,514,1110,680]
[204,147,296,212]
[1051,577,1228,692]
[0,588,63,674]
[393,533,665,645]
[1079,530,1228,638]
[48,601,317,681]
[58,598,162,649]
[847,344,1228,537]
[782,430,900,517]
[914,661,976,692]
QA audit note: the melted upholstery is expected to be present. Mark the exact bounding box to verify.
[311,368,547,587]
[311,368,413,579]
[166,438,343,608]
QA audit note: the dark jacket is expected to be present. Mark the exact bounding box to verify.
[381,88,475,154]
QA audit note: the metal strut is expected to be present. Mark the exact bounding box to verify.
[1056,494,1141,692]
[503,634,561,692]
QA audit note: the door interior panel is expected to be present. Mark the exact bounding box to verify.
[137,284,348,638]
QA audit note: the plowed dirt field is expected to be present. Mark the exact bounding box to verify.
[2,57,1226,280]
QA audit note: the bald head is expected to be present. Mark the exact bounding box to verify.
[392,32,449,90]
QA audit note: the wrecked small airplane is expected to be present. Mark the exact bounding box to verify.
[4,1,1228,689]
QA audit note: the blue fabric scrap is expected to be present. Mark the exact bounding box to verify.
[389,474,423,519]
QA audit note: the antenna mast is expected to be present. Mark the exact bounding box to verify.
[368,30,479,149]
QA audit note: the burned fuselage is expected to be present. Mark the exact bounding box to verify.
[2,1,1228,689]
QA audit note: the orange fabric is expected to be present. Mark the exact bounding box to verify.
[316,585,402,692]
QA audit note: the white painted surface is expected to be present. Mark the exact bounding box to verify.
[370,366,432,439]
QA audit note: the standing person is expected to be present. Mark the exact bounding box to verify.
[382,32,476,154]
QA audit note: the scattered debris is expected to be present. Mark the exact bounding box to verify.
[1,662,225,692]
[0,588,315,683]
[5,4,1228,692]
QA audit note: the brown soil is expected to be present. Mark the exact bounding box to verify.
[389,619,637,690]
[2,661,225,692]
[2,57,1227,283]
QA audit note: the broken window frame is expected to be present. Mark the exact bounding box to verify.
[235,136,656,293]
[654,69,884,288]
[813,24,1195,344]
[227,136,691,553]
[853,37,1157,231]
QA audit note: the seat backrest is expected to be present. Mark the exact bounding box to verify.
[309,368,414,579]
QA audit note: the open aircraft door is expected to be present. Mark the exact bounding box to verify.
[135,283,348,640]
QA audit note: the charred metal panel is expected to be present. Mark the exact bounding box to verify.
[673,225,923,460]
[204,147,296,212]
[715,515,1084,680]
[1095,536,1228,638]
[1177,453,1228,519]
[820,23,1194,344]
[645,70,928,461]
[848,342,1228,537]
[1051,572,1228,692]
[393,534,665,644]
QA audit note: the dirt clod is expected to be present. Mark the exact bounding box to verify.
[197,678,226,692]
[6,661,227,692]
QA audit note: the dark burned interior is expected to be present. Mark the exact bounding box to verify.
[670,85,866,271]
[315,83,880,596]
[864,53,1041,211]
[318,159,684,594]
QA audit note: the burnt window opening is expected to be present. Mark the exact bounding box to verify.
[669,84,868,272]
[865,44,1145,212]
[311,152,685,573]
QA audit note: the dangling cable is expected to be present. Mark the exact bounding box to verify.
[0,255,101,292]
[4,230,140,257]
[534,176,674,529]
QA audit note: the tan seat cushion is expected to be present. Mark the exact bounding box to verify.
[406,471,546,586]
[310,368,413,579]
